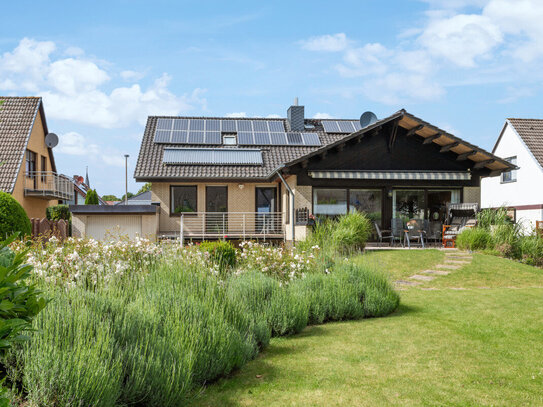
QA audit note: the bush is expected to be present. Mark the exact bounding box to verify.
[455,228,493,251]
[45,204,71,222]
[332,212,372,252]
[517,234,543,266]
[84,189,99,205]
[0,192,31,239]
[200,240,237,272]
[477,207,513,229]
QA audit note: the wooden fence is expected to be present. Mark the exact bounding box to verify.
[31,218,68,241]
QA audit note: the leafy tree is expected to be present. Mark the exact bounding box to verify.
[137,182,152,195]
[0,192,31,239]
[84,189,99,205]
[101,195,120,202]
[46,204,71,221]
[121,192,134,202]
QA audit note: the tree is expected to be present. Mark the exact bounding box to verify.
[137,182,152,195]
[121,192,134,202]
[84,189,99,205]
[101,195,120,202]
[0,192,31,238]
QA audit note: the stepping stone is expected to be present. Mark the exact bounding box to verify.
[409,274,435,281]
[445,254,472,259]
[395,280,421,286]
[435,264,462,270]
[422,270,450,275]
[445,259,471,264]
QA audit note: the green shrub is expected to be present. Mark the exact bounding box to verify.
[332,212,372,252]
[456,228,493,251]
[200,240,237,272]
[491,224,521,259]
[0,192,31,239]
[45,204,71,221]
[517,234,543,266]
[84,189,99,205]
[477,207,513,229]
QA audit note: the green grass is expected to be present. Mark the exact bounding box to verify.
[190,251,543,407]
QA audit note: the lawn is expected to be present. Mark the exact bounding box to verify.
[190,250,543,407]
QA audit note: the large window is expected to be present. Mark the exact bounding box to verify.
[41,155,47,183]
[25,150,36,174]
[349,189,382,226]
[313,189,347,217]
[501,156,517,183]
[393,190,425,221]
[171,186,197,215]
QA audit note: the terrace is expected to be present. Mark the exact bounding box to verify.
[24,171,74,201]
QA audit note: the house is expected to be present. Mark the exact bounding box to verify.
[123,101,514,242]
[0,97,72,218]
[115,190,156,205]
[66,175,108,206]
[481,118,543,231]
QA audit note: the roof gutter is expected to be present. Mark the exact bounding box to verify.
[272,165,295,244]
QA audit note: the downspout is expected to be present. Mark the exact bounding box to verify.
[273,166,295,245]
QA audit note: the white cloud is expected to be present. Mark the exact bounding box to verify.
[0,38,205,128]
[225,112,247,118]
[57,131,99,156]
[120,70,145,81]
[300,33,350,52]
[265,114,281,118]
[313,113,334,119]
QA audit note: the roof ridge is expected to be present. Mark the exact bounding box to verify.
[508,117,543,121]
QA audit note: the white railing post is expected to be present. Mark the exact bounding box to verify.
[202,213,205,240]
[180,214,184,246]
[243,214,246,240]
[222,213,225,239]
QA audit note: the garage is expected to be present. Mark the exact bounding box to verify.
[87,215,142,240]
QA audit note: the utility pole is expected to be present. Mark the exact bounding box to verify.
[124,154,129,205]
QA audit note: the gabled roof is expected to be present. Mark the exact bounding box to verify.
[505,118,543,169]
[135,109,514,182]
[0,96,55,193]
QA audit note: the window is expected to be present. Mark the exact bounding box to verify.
[313,189,347,218]
[25,150,36,175]
[501,156,517,183]
[393,190,426,221]
[349,189,382,226]
[171,186,197,215]
[41,156,47,183]
[223,135,236,145]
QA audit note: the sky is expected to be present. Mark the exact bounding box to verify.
[1,0,542,197]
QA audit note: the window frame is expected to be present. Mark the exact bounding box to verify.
[25,150,36,176]
[501,156,517,184]
[40,155,47,183]
[170,185,198,216]
[222,134,237,145]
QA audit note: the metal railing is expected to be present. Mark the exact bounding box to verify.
[177,212,285,243]
[24,171,73,201]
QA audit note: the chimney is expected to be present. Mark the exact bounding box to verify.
[287,97,304,131]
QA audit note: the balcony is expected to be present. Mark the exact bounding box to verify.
[171,212,285,241]
[24,171,74,201]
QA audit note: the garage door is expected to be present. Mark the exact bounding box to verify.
[87,215,142,241]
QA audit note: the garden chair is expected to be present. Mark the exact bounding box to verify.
[442,203,479,248]
[403,219,426,249]
[374,222,394,247]
[391,218,404,246]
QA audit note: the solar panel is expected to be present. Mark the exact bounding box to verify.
[188,131,205,144]
[322,121,340,133]
[221,120,236,132]
[237,120,252,131]
[173,119,188,130]
[156,119,173,130]
[163,148,263,165]
[205,119,220,131]
[154,130,171,143]
[253,120,268,131]
[171,131,187,143]
[270,132,287,145]
[189,119,205,131]
[287,132,303,145]
[268,121,285,132]
[352,121,362,131]
[205,132,221,144]
[238,132,254,145]
[301,133,321,146]
[338,121,355,133]
[254,132,271,145]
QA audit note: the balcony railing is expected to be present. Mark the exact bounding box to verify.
[24,171,74,201]
[173,212,285,242]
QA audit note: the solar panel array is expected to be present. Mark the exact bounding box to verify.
[154,118,321,146]
[321,120,363,133]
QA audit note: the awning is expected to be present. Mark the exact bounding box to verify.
[307,170,471,181]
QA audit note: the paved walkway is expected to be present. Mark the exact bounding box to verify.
[395,249,473,289]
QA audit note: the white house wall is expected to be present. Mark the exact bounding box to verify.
[481,121,543,230]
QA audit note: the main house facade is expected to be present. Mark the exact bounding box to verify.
[133,102,514,242]
[481,118,543,231]
[0,97,72,218]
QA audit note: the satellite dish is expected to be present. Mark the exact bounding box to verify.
[45,133,59,148]
[360,111,378,128]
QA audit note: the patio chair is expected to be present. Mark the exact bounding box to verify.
[374,222,394,247]
[427,221,443,244]
[391,218,404,246]
[442,203,479,248]
[403,219,426,249]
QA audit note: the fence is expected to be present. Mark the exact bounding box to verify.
[31,218,68,241]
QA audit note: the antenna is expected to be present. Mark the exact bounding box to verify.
[294,97,299,106]
[45,133,59,148]
[360,111,378,128]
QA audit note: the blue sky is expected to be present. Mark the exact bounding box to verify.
[1,0,542,197]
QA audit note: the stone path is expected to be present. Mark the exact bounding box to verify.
[395,249,473,289]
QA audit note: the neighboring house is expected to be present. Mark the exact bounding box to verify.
[0,96,72,218]
[115,190,156,206]
[481,118,543,231]
[66,175,108,206]
[124,102,514,242]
